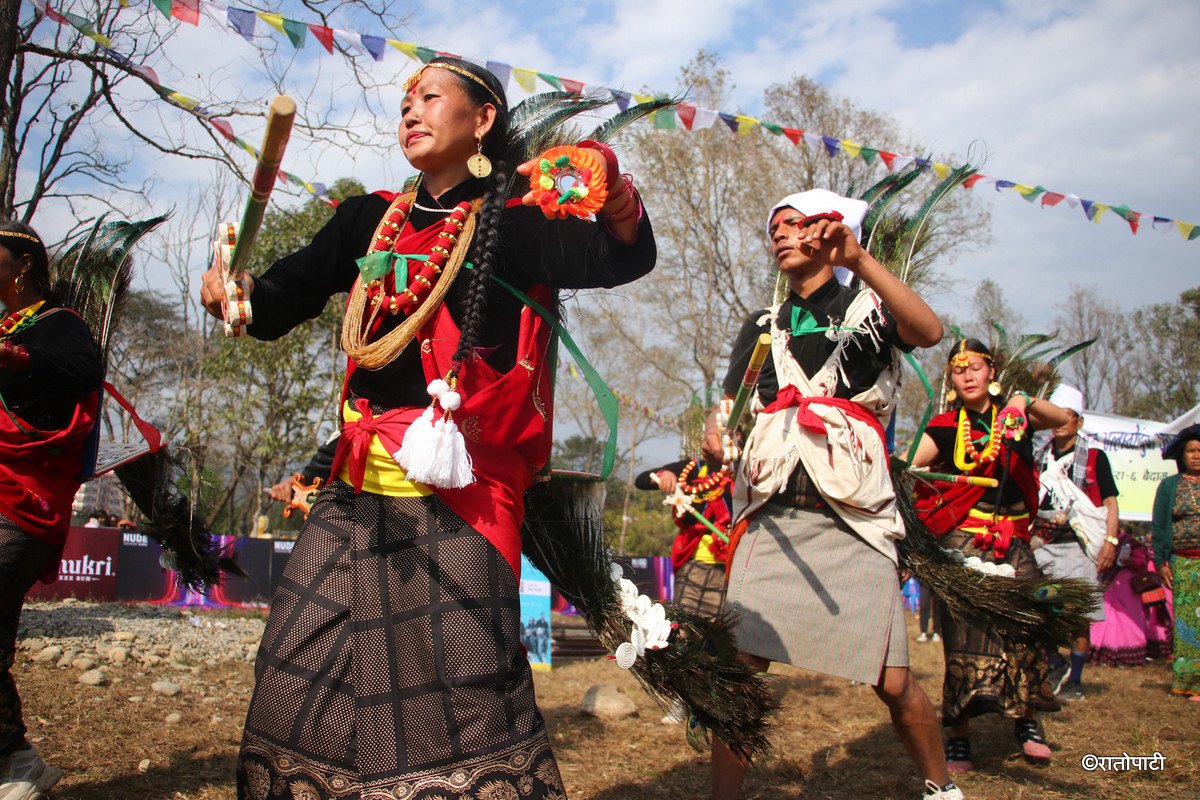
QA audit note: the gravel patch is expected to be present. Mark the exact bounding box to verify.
[17,600,266,673]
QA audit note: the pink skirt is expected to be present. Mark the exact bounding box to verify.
[1089,563,1173,666]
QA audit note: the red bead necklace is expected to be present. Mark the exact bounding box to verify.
[677,460,731,501]
[365,197,471,316]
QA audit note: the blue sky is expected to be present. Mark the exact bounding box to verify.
[26,0,1200,333]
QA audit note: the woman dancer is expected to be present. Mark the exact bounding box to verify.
[911,339,1069,772]
[200,58,655,799]
[1152,424,1200,699]
[0,221,103,798]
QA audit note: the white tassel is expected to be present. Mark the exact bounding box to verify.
[395,406,439,481]
[395,377,476,489]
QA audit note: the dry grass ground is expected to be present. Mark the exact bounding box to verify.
[16,614,1199,800]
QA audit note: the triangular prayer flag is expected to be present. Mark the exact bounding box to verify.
[209,118,235,140]
[892,155,914,171]
[859,146,878,164]
[608,88,631,111]
[151,0,171,18]
[1175,221,1195,240]
[840,140,861,158]
[538,73,563,90]
[632,93,653,104]
[308,24,334,53]
[486,61,511,91]
[1189,224,1200,241]
[280,17,307,48]
[1064,194,1081,209]
[62,11,112,46]
[361,34,386,61]
[171,0,200,26]
[993,180,1015,192]
[691,108,717,130]
[414,46,436,63]
[1014,184,1046,202]
[735,115,758,136]
[761,123,783,135]
[1081,200,1109,223]
[227,7,256,41]
[258,12,285,35]
[913,157,931,172]
[1111,205,1140,234]
[802,132,823,152]
[165,91,199,110]
[782,127,803,146]
[1040,191,1065,207]
[963,173,987,189]
[821,136,841,157]
[933,163,951,180]
[1151,216,1173,232]
[653,108,677,129]
[388,40,418,60]
[879,151,897,170]
[560,78,584,95]
[675,104,696,130]
[718,113,738,134]
[512,68,537,93]
[333,30,363,54]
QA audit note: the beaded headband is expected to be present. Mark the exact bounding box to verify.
[948,340,992,369]
[0,230,41,245]
[404,63,505,109]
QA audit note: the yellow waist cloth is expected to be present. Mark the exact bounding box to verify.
[694,534,720,564]
[337,401,432,497]
[959,510,1029,535]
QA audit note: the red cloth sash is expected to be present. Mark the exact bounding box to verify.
[670,496,731,569]
[335,210,554,580]
[761,385,888,446]
[914,410,1040,536]
[0,388,100,580]
[959,509,1031,559]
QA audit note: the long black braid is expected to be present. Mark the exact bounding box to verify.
[423,57,517,369]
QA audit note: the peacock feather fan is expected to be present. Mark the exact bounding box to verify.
[891,458,1100,648]
[521,475,777,763]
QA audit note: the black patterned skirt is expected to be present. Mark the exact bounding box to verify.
[238,480,566,799]
[939,530,1060,727]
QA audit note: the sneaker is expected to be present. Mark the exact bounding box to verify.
[1058,682,1085,702]
[931,633,941,642]
[0,742,63,800]
[1048,661,1070,695]
[917,632,929,643]
[1014,719,1051,763]
[944,737,973,773]
[922,779,965,800]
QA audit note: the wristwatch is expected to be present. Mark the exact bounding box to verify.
[1104,535,1120,546]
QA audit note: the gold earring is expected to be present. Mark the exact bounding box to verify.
[988,381,1002,397]
[945,389,957,404]
[467,134,492,178]
[13,274,23,293]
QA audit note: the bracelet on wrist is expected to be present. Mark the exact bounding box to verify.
[576,138,621,191]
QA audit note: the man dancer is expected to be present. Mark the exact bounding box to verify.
[1033,384,1119,701]
[704,190,961,800]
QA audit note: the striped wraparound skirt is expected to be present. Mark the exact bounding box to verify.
[1034,539,1104,621]
[672,559,726,618]
[1172,555,1200,697]
[939,530,1059,727]
[238,480,565,800]
[724,503,907,685]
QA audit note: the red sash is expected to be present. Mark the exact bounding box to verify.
[761,385,888,445]
[670,496,731,568]
[333,212,554,580]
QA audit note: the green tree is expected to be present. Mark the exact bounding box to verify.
[1117,287,1200,421]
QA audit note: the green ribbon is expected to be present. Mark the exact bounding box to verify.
[355,250,410,288]
[903,352,935,465]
